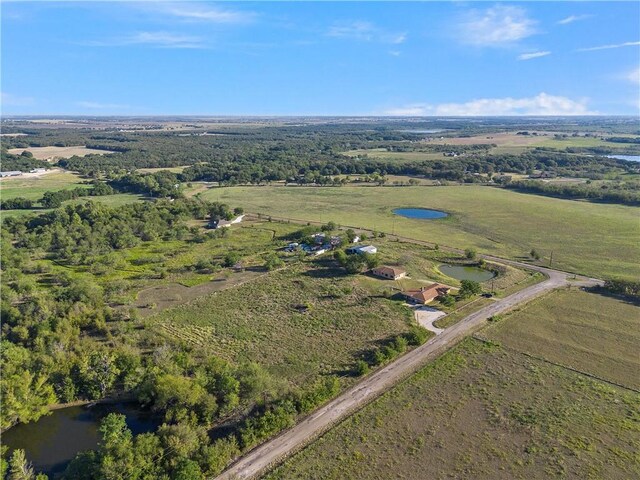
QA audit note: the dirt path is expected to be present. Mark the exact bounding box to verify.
[215,264,600,480]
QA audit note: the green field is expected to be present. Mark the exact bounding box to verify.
[200,185,640,280]
[483,288,640,390]
[266,338,640,480]
[0,171,87,200]
[152,261,418,388]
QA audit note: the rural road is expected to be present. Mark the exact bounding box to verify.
[216,263,601,480]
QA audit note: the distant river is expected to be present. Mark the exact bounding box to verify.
[607,155,640,162]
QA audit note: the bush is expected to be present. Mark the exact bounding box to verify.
[354,360,370,376]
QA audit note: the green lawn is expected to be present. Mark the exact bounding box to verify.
[266,338,640,480]
[200,185,640,280]
[0,171,88,201]
[483,288,640,390]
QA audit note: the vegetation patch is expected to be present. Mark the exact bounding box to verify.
[266,338,640,480]
[482,288,640,390]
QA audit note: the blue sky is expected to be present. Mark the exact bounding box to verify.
[2,1,639,116]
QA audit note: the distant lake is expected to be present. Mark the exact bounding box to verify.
[393,208,448,220]
[398,129,446,134]
[607,155,640,162]
[2,403,161,477]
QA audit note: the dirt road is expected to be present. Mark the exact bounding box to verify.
[216,266,600,480]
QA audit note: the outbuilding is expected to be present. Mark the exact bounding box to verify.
[372,266,407,280]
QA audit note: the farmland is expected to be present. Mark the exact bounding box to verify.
[201,185,640,280]
[482,288,640,390]
[0,170,87,201]
[266,338,640,480]
[7,145,115,160]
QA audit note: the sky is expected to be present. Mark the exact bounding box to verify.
[1,1,639,116]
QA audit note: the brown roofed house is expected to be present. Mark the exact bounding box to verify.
[371,265,407,280]
[401,283,451,304]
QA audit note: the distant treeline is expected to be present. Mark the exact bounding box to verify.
[503,180,640,206]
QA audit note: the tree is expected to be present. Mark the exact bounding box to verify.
[8,449,35,480]
[173,459,204,480]
[458,280,482,299]
[344,229,357,243]
[263,254,284,271]
[354,360,370,376]
[529,249,541,260]
[321,221,337,232]
[233,207,244,216]
[438,294,455,307]
[464,248,477,260]
[223,252,241,268]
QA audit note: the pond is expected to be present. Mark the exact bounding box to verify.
[439,264,495,282]
[393,208,448,220]
[607,155,640,162]
[2,403,161,477]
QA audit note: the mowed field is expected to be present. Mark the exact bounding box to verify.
[266,338,640,480]
[152,261,417,388]
[7,145,114,160]
[483,288,640,390]
[0,170,87,200]
[200,186,640,280]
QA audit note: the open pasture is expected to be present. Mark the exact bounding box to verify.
[152,261,417,387]
[266,338,640,480]
[483,288,640,390]
[201,185,640,281]
[7,145,115,160]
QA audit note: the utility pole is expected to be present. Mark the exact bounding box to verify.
[549,250,554,268]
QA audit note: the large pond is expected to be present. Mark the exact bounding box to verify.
[393,208,448,220]
[607,155,640,162]
[2,403,161,477]
[439,264,495,282]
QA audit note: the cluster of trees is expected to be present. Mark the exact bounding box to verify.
[355,326,430,376]
[334,250,379,274]
[598,279,640,302]
[107,171,183,199]
[0,149,49,172]
[504,180,640,206]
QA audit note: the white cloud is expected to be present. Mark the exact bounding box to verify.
[384,93,594,116]
[458,5,537,47]
[1,92,35,107]
[76,101,130,110]
[557,14,592,25]
[158,3,257,24]
[86,32,206,49]
[578,41,640,52]
[517,51,551,61]
[327,21,406,44]
[624,66,640,85]
[388,50,401,57]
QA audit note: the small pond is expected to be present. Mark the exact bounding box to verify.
[393,208,448,220]
[2,403,161,477]
[606,155,640,162]
[439,264,495,282]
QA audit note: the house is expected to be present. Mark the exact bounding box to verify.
[371,266,407,280]
[401,283,451,305]
[346,245,377,255]
[0,171,22,178]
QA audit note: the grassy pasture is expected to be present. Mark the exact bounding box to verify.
[483,288,640,390]
[342,149,448,163]
[152,261,418,387]
[266,338,640,480]
[0,170,87,201]
[201,185,640,280]
[7,145,114,160]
